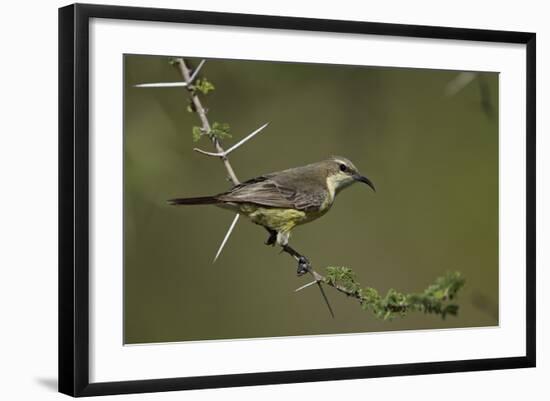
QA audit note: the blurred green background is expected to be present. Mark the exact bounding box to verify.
[123,55,499,344]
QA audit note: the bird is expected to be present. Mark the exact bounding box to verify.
[168,156,375,275]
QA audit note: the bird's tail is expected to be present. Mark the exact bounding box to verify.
[167,196,220,206]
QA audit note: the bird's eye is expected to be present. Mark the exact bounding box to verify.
[339,164,348,172]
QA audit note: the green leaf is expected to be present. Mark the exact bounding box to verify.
[210,122,231,140]
[192,126,203,142]
[195,78,215,95]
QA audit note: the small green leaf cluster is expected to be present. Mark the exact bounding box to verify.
[406,271,464,318]
[210,122,232,140]
[325,267,362,296]
[323,267,465,321]
[191,122,232,142]
[192,126,203,142]
[194,78,215,95]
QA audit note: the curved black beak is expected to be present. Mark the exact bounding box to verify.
[353,174,376,192]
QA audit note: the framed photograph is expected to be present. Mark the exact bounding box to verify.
[59,3,536,397]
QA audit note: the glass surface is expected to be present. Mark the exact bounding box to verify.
[123,55,499,344]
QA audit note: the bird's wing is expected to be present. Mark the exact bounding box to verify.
[218,172,328,211]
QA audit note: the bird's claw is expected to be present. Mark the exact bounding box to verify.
[297,256,310,276]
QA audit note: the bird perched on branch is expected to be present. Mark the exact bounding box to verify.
[168,156,375,275]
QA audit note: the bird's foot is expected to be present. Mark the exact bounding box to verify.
[297,256,311,276]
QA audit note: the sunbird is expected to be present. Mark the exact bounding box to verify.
[168,156,375,275]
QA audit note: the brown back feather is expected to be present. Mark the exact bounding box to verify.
[217,163,329,211]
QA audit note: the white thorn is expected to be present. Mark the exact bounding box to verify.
[193,148,223,157]
[134,82,188,88]
[189,60,206,83]
[213,214,240,263]
[294,280,319,292]
[224,122,270,155]
[192,122,270,158]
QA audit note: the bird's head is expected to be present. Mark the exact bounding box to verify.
[323,156,376,196]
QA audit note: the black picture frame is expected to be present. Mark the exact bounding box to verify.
[59,3,536,397]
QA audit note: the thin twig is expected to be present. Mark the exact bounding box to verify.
[174,58,240,185]
[174,58,243,263]
[298,267,361,299]
[312,269,359,298]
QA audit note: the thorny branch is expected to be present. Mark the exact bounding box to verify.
[171,58,271,262]
[174,58,240,186]
[318,268,464,320]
